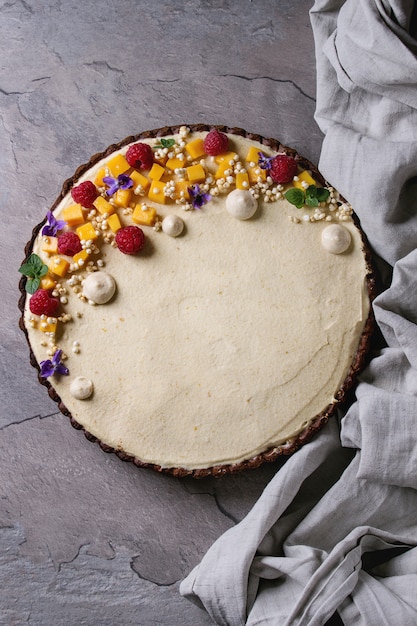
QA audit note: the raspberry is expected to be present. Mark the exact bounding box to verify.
[71,181,99,208]
[115,225,145,255]
[203,129,229,156]
[269,154,298,184]
[57,231,82,256]
[29,289,59,316]
[126,143,154,170]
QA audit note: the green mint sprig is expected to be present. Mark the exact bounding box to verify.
[18,254,48,294]
[154,138,176,150]
[285,185,330,209]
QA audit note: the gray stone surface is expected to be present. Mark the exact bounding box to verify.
[1,1,322,623]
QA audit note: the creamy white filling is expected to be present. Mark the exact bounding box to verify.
[24,132,370,469]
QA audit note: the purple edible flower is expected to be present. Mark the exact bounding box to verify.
[103,173,133,196]
[39,349,69,378]
[257,152,275,170]
[188,184,212,210]
[41,210,66,237]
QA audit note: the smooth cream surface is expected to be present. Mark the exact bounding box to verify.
[25,132,370,469]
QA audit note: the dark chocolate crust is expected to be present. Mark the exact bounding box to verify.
[18,124,377,478]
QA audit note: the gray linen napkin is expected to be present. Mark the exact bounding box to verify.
[180,1,417,624]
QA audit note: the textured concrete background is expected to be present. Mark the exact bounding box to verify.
[1,1,322,624]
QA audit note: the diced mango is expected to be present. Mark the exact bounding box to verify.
[93,195,115,216]
[147,180,167,204]
[61,204,85,226]
[149,163,166,181]
[185,138,205,160]
[107,213,122,233]
[175,180,190,201]
[245,146,262,164]
[94,167,108,187]
[40,275,57,290]
[76,222,99,241]
[215,160,234,180]
[186,164,206,184]
[130,170,150,192]
[113,188,132,208]
[41,236,58,254]
[236,171,250,190]
[248,166,267,184]
[39,318,58,333]
[214,151,238,165]
[293,170,316,189]
[49,256,70,277]
[73,249,90,266]
[132,204,157,226]
[106,153,130,177]
[166,155,186,171]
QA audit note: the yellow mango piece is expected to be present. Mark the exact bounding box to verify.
[130,170,150,192]
[106,153,130,176]
[149,163,166,181]
[39,318,58,333]
[245,146,262,164]
[248,166,267,184]
[214,151,238,164]
[132,204,157,226]
[175,180,190,200]
[107,213,122,233]
[185,138,205,160]
[236,171,250,190]
[147,180,167,204]
[93,195,115,216]
[113,188,132,208]
[186,164,206,184]
[215,160,235,180]
[94,167,107,187]
[166,155,186,171]
[61,204,85,226]
[41,236,58,254]
[49,256,70,277]
[76,222,99,241]
[73,249,90,266]
[293,170,316,189]
[40,275,56,290]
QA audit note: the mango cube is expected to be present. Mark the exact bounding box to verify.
[76,222,99,241]
[49,256,70,277]
[166,155,186,171]
[214,151,238,164]
[40,275,57,290]
[130,170,150,192]
[132,204,157,226]
[186,164,206,184]
[149,163,166,181]
[107,213,122,233]
[175,180,190,200]
[41,236,58,254]
[113,188,132,208]
[248,166,267,184]
[39,318,58,334]
[61,204,85,226]
[293,170,316,189]
[215,160,234,180]
[93,195,115,216]
[73,249,90,266]
[245,146,262,164]
[185,138,205,160]
[236,171,250,190]
[94,167,107,187]
[106,153,130,176]
[147,180,167,204]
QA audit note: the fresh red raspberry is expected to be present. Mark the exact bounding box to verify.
[57,231,82,256]
[203,129,229,156]
[269,154,298,184]
[115,225,145,255]
[71,181,99,208]
[29,289,59,316]
[126,143,154,170]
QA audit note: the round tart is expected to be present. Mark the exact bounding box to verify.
[19,125,375,477]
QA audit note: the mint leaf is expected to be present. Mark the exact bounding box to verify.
[19,254,48,293]
[26,277,41,294]
[154,138,176,150]
[285,188,305,209]
[316,187,330,203]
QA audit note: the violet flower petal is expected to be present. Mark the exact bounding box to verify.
[40,359,55,378]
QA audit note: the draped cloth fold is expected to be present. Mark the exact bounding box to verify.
[180,2,417,623]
